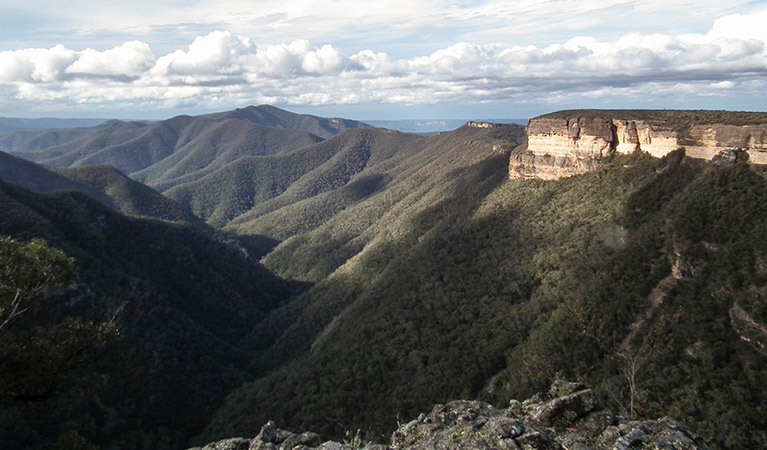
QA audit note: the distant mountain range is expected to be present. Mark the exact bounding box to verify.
[0,105,765,450]
[0,110,528,138]
[0,117,107,134]
[362,118,527,134]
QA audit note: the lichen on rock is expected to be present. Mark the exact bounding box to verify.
[193,381,707,450]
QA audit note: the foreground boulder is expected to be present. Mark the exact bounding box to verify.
[192,381,707,450]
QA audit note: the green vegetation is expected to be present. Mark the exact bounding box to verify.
[539,109,767,129]
[203,148,767,450]
[5,107,767,450]
[0,180,295,450]
[7,106,367,193]
[0,150,204,225]
[0,236,116,450]
[52,164,205,224]
[163,128,396,228]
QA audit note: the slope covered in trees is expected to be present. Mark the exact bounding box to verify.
[5,105,370,193]
[3,106,766,450]
[0,150,203,225]
[202,149,767,450]
[0,180,297,450]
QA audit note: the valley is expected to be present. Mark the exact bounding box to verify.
[0,106,766,450]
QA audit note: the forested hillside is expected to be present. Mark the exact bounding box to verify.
[0,150,205,226]
[202,149,767,450]
[2,107,766,450]
[4,106,370,194]
[0,180,296,450]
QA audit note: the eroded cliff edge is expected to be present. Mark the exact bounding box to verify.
[192,381,708,450]
[511,110,767,180]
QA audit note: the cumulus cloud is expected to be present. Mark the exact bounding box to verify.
[0,45,77,83]
[709,7,767,42]
[2,7,767,116]
[67,41,155,79]
[153,31,252,77]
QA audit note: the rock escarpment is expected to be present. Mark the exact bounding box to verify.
[512,110,767,180]
[192,381,707,450]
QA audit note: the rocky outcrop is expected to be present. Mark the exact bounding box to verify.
[467,121,504,128]
[509,151,603,181]
[513,111,767,179]
[192,381,707,450]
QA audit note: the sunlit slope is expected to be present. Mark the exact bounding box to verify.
[204,150,767,450]
[224,125,525,281]
[165,127,442,228]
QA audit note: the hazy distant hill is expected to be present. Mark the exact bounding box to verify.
[0,150,203,225]
[7,106,372,192]
[0,117,106,135]
[364,118,527,134]
[0,119,146,153]
[201,105,372,139]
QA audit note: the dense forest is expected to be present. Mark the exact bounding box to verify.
[1,107,766,450]
[199,148,767,450]
[0,180,296,449]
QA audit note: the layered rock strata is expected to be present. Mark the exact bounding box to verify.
[512,113,767,180]
[192,381,707,450]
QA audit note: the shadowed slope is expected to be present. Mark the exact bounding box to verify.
[0,150,202,225]
[0,180,295,450]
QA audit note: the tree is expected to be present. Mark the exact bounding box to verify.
[615,310,680,416]
[0,237,75,334]
[0,236,115,404]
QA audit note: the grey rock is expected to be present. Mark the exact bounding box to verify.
[257,421,278,444]
[280,431,322,450]
[526,388,598,428]
[198,437,251,450]
[316,442,351,450]
[200,382,707,450]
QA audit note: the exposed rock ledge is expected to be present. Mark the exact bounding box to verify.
[191,381,707,450]
[467,121,504,128]
[512,111,767,180]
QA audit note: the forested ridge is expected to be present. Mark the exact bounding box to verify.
[1,107,766,450]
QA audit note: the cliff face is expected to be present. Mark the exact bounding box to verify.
[512,112,767,179]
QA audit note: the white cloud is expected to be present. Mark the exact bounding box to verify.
[2,6,767,117]
[0,45,77,82]
[66,41,155,78]
[153,31,252,76]
[709,7,767,42]
[241,40,354,78]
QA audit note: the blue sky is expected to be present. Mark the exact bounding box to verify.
[1,1,767,120]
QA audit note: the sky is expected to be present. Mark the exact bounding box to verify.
[1,1,767,121]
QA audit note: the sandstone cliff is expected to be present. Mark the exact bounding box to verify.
[511,110,767,180]
[192,381,707,450]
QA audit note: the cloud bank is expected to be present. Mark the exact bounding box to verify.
[1,7,767,117]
